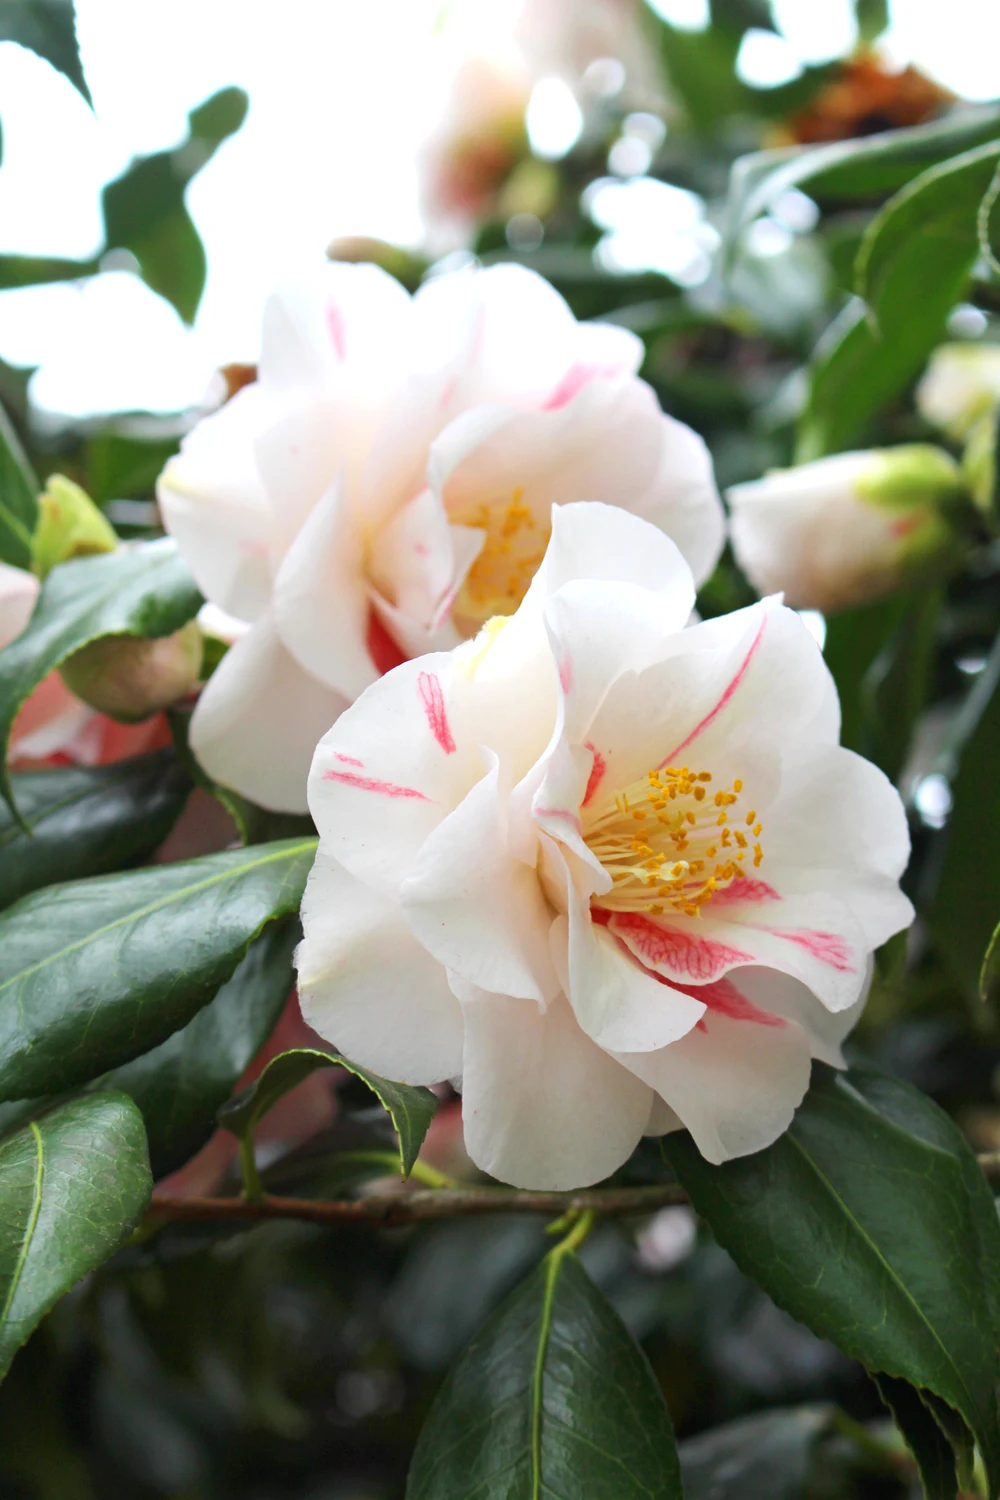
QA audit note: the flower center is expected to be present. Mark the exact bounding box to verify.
[450,487,549,636]
[585,765,764,918]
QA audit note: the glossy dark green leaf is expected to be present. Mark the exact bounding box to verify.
[981,921,1000,1006]
[0,1093,151,1380]
[0,750,192,911]
[0,398,38,569]
[102,88,248,323]
[0,1,91,105]
[822,594,910,754]
[0,253,99,292]
[798,140,1000,457]
[102,920,298,1178]
[875,1376,960,1500]
[0,538,202,818]
[860,587,942,784]
[0,837,316,1102]
[930,634,1000,996]
[678,1406,832,1500]
[727,103,1000,248]
[407,1243,681,1499]
[665,1064,1000,1497]
[218,1046,437,1179]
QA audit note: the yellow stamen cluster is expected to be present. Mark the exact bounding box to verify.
[585,764,764,918]
[451,486,548,635]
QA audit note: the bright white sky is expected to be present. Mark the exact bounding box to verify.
[0,0,996,420]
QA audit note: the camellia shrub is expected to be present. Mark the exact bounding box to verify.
[1,4,1000,1499]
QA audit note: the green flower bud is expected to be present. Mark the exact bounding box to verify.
[59,621,203,722]
[32,475,117,579]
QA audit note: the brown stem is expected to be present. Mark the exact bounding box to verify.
[146,1181,690,1229]
[145,1152,1000,1233]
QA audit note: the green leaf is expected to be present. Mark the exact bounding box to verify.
[0,837,316,1102]
[726,103,1000,249]
[0,1093,151,1380]
[860,587,942,784]
[0,1,91,105]
[0,253,99,292]
[981,920,1000,1006]
[930,633,1000,996]
[0,398,38,569]
[0,750,192,911]
[101,87,249,323]
[874,1377,960,1500]
[798,140,1000,457]
[218,1046,437,1180]
[102,920,298,1178]
[855,0,889,44]
[406,1240,682,1499]
[678,1406,833,1500]
[0,538,202,819]
[822,594,910,754]
[665,1063,1000,1497]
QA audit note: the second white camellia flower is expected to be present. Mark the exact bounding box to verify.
[158,262,724,813]
[296,503,913,1190]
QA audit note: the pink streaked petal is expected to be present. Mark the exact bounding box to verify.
[608,911,753,983]
[418,670,457,754]
[660,612,768,766]
[332,752,364,767]
[542,361,618,411]
[322,769,432,801]
[705,877,780,909]
[326,298,347,359]
[762,927,853,972]
[307,652,483,897]
[674,976,786,1028]
[582,743,606,807]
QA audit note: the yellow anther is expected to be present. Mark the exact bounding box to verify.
[733,779,743,792]
[746,809,757,825]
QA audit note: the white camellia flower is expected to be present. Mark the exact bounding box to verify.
[916,342,1000,442]
[296,502,912,1190]
[158,262,724,812]
[727,447,961,614]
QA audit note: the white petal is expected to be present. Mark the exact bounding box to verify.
[191,611,346,813]
[253,396,347,546]
[731,963,869,1068]
[456,981,652,1189]
[432,378,667,528]
[459,263,583,407]
[157,385,277,622]
[617,1008,812,1165]
[272,474,376,700]
[260,261,412,393]
[556,884,706,1052]
[0,563,39,647]
[402,761,560,1004]
[631,415,725,588]
[296,850,463,1083]
[368,485,461,628]
[307,653,485,897]
[764,743,913,947]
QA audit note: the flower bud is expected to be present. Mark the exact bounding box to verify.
[916,343,1000,442]
[32,474,117,579]
[59,621,203,722]
[727,446,963,613]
